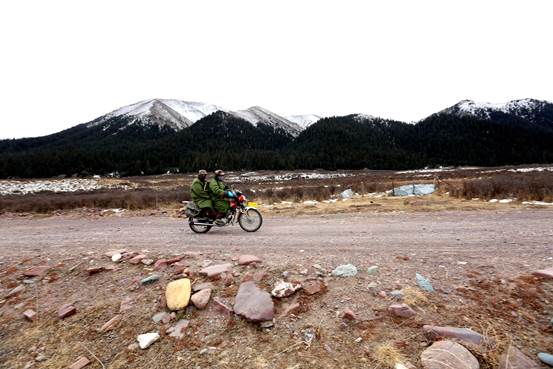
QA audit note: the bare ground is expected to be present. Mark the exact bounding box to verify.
[1,209,553,368]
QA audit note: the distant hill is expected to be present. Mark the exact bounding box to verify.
[1,98,552,178]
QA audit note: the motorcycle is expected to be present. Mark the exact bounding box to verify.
[184,190,263,234]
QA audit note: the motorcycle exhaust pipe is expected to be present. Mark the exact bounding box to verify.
[189,222,213,226]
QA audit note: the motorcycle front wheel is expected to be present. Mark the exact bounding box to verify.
[238,208,263,232]
[189,217,212,234]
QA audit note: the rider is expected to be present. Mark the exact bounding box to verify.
[209,169,234,225]
[190,170,214,220]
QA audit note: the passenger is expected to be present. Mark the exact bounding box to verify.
[190,170,214,220]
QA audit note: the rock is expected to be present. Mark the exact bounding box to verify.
[499,346,540,369]
[241,270,268,283]
[137,332,160,349]
[200,263,233,279]
[191,289,212,309]
[260,320,274,328]
[152,312,172,324]
[388,303,416,318]
[421,340,479,369]
[331,264,357,277]
[127,343,139,351]
[23,266,50,277]
[416,273,434,292]
[238,255,262,265]
[233,281,274,322]
[213,297,234,317]
[141,258,154,266]
[154,259,168,271]
[303,328,316,344]
[342,308,357,320]
[86,266,105,275]
[367,266,379,275]
[280,302,301,317]
[423,325,484,345]
[167,319,190,339]
[390,290,404,298]
[111,254,122,263]
[100,315,121,332]
[129,254,146,264]
[302,279,326,295]
[533,267,553,279]
[23,309,37,321]
[192,282,215,292]
[271,280,302,298]
[120,296,133,312]
[58,304,76,319]
[6,284,25,298]
[340,189,354,199]
[166,256,184,265]
[104,249,126,258]
[35,353,47,362]
[140,274,160,285]
[165,278,191,310]
[68,356,91,369]
[538,353,553,367]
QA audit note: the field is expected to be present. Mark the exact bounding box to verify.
[1,166,553,368]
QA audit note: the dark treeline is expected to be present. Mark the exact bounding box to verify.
[1,111,553,178]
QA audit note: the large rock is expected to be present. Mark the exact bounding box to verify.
[233,281,274,322]
[538,353,553,367]
[200,263,233,279]
[165,278,191,310]
[421,340,479,369]
[191,288,212,309]
[499,346,540,369]
[423,325,484,345]
[137,332,160,349]
[331,264,358,277]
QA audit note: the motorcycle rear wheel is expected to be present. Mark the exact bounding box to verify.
[189,217,212,234]
[238,208,263,232]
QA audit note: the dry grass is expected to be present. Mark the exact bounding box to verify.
[374,343,406,368]
[402,287,428,307]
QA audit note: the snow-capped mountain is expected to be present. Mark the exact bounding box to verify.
[230,106,302,136]
[87,99,222,131]
[441,98,550,120]
[286,114,321,129]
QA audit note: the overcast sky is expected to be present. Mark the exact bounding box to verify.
[1,0,552,139]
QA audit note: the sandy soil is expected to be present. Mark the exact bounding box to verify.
[1,209,553,368]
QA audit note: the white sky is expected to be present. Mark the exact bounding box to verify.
[1,0,552,139]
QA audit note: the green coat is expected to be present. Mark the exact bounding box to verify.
[191,178,213,209]
[209,178,230,213]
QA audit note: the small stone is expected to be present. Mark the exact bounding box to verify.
[137,332,160,349]
[379,291,387,298]
[23,309,37,321]
[421,340,479,369]
[423,325,484,345]
[100,315,121,332]
[390,290,404,298]
[141,258,154,266]
[331,264,357,277]
[303,328,316,344]
[200,263,233,279]
[367,266,379,275]
[127,343,139,350]
[233,281,274,322]
[167,319,190,339]
[342,308,357,320]
[23,266,50,277]
[68,356,90,369]
[6,284,25,298]
[154,259,168,271]
[140,274,160,285]
[533,267,553,279]
[354,337,362,343]
[416,273,434,292]
[191,288,212,309]
[302,279,326,295]
[499,346,540,369]
[129,254,146,264]
[165,278,191,310]
[388,303,416,318]
[271,280,302,298]
[538,353,553,367]
[152,312,171,324]
[192,282,215,292]
[58,304,76,319]
[111,254,122,263]
[260,320,274,328]
[35,353,47,362]
[238,255,262,265]
[104,249,126,258]
[86,266,105,275]
[213,297,234,317]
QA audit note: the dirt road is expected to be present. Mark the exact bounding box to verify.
[1,209,552,271]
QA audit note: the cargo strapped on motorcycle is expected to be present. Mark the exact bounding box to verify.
[185,201,201,217]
